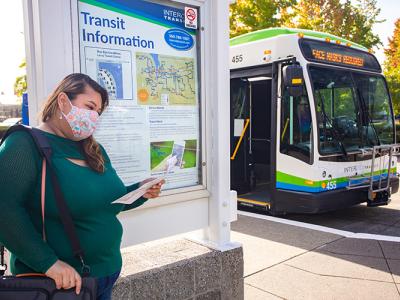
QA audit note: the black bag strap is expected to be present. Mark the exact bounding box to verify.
[0,125,90,276]
[0,246,6,276]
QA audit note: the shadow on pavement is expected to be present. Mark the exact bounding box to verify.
[232,209,400,279]
[283,203,400,237]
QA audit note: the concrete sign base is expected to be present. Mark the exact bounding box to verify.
[114,239,244,300]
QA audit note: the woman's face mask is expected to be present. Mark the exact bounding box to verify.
[61,98,100,140]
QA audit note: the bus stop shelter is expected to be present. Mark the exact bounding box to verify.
[22,0,242,298]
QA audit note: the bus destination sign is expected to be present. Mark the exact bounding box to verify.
[311,49,364,67]
[300,39,381,72]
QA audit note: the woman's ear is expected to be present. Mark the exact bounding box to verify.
[57,92,70,114]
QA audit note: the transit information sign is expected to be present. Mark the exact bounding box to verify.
[78,0,201,190]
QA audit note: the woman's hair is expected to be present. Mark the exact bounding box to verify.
[41,73,109,173]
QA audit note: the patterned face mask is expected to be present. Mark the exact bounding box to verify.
[62,99,100,140]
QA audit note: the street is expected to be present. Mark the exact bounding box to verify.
[282,192,400,237]
[233,190,400,299]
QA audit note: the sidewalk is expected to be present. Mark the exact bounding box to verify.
[232,199,400,299]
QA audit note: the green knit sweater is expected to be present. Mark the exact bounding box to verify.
[0,130,147,278]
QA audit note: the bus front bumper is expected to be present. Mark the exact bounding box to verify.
[273,176,399,214]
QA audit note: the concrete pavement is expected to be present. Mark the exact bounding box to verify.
[283,193,400,237]
[232,193,400,299]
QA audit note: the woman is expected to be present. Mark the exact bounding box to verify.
[0,73,164,300]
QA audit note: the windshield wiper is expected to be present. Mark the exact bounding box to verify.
[357,87,381,146]
[317,90,348,158]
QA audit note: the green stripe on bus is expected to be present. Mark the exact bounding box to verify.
[230,28,366,50]
[277,167,397,187]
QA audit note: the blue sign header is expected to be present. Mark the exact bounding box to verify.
[86,0,196,34]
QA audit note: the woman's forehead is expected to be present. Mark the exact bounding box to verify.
[82,86,102,105]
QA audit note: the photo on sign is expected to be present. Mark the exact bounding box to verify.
[150,139,197,173]
[171,140,185,168]
[84,47,133,100]
[97,61,123,99]
[181,139,197,169]
[136,52,196,106]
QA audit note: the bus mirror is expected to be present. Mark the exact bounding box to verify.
[283,65,304,97]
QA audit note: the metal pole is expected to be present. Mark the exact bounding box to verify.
[370,146,376,191]
[249,83,253,154]
[290,96,293,145]
[378,150,383,189]
[203,0,235,250]
[386,147,393,189]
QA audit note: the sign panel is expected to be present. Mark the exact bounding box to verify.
[184,7,198,29]
[78,0,201,190]
[299,39,381,72]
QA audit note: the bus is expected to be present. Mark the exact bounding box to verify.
[229,28,399,214]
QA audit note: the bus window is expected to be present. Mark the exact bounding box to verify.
[310,66,363,154]
[310,66,394,155]
[352,74,394,145]
[280,88,313,164]
[231,79,249,119]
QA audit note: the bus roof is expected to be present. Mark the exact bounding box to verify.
[230,27,368,51]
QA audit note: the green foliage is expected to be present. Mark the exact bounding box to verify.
[350,0,383,49]
[150,141,173,170]
[14,75,27,98]
[13,59,27,97]
[316,88,355,119]
[182,140,197,169]
[230,0,296,37]
[230,0,383,49]
[384,19,400,116]
[289,0,382,49]
[386,72,400,115]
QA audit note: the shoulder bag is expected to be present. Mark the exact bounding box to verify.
[0,125,97,300]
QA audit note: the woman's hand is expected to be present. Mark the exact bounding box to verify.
[141,179,165,199]
[45,260,82,294]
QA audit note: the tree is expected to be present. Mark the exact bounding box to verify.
[285,0,382,49]
[229,0,296,37]
[351,0,383,49]
[14,60,27,98]
[230,0,383,49]
[384,19,400,115]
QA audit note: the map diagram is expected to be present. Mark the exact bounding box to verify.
[97,62,123,100]
[136,52,196,105]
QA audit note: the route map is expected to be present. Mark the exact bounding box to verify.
[136,52,196,105]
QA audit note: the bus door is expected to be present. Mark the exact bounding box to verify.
[230,69,274,208]
[230,78,250,195]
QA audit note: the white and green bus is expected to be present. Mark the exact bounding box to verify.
[230,28,399,214]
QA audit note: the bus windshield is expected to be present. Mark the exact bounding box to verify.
[309,65,394,155]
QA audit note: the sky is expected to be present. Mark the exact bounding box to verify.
[0,0,25,103]
[0,0,398,104]
[368,0,399,63]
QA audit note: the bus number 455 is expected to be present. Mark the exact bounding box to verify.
[327,181,337,190]
[232,55,243,63]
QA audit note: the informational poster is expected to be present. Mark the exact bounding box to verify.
[78,0,200,189]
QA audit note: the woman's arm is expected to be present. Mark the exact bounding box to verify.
[98,144,163,211]
[0,131,58,273]
[122,182,148,211]
[123,178,165,211]
[97,145,149,211]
